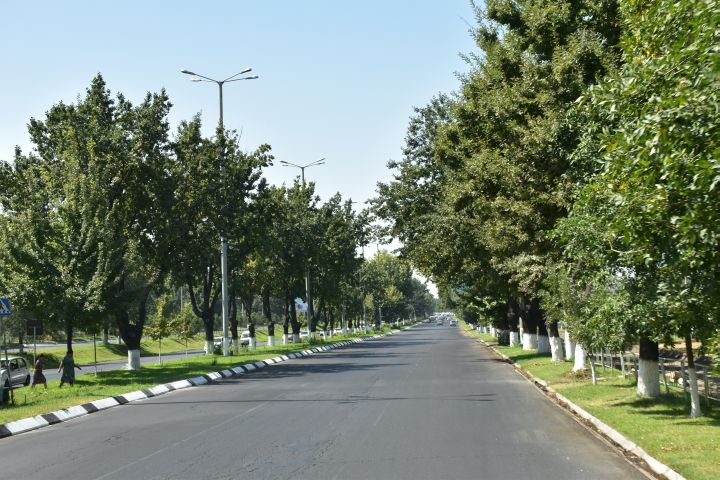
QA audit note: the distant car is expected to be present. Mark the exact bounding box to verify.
[450,319,457,326]
[214,330,251,348]
[1,357,30,402]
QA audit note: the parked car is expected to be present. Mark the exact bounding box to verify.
[214,330,251,348]
[449,319,457,326]
[1,356,30,403]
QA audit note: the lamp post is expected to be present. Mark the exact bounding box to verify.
[280,158,325,336]
[181,68,258,356]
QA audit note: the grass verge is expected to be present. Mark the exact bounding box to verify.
[462,323,720,480]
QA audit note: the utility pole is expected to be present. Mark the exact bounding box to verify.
[181,68,258,356]
[279,158,325,336]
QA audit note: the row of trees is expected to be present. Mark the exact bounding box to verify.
[374,0,718,417]
[0,75,434,368]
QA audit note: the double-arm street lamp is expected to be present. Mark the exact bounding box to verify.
[181,68,258,356]
[280,158,325,336]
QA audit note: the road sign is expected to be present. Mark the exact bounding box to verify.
[27,319,43,336]
[0,298,10,316]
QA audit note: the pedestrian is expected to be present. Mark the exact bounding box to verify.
[31,353,48,389]
[58,351,82,387]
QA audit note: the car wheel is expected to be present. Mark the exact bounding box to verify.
[24,375,31,386]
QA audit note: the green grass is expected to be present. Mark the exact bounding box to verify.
[0,330,380,425]
[11,337,208,370]
[464,323,720,480]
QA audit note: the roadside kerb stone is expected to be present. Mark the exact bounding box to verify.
[0,326,418,439]
[471,333,686,480]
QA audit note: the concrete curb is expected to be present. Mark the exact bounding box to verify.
[471,333,686,480]
[0,326,416,440]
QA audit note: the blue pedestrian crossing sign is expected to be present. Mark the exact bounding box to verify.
[0,298,10,316]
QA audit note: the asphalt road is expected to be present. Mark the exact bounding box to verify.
[1,324,647,480]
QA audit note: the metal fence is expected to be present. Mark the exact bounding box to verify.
[588,350,718,407]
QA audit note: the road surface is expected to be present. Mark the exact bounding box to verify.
[0,324,647,480]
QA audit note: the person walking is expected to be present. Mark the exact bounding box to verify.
[58,351,82,387]
[31,353,48,389]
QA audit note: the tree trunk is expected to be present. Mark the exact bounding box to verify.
[564,329,575,361]
[495,302,510,346]
[65,318,74,354]
[520,297,537,351]
[116,274,161,369]
[263,287,275,347]
[572,343,586,371]
[203,309,214,355]
[283,294,290,344]
[532,299,550,354]
[685,334,702,417]
[637,336,660,398]
[230,287,238,352]
[290,296,300,343]
[546,318,563,361]
[248,306,256,350]
[507,297,520,347]
[103,324,109,345]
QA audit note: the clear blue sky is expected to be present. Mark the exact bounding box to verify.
[1,1,476,207]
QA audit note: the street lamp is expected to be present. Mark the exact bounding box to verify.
[280,158,326,337]
[181,68,258,357]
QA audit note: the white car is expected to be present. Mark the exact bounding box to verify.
[1,356,30,403]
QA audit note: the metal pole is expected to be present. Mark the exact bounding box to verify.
[218,81,230,357]
[703,365,710,409]
[3,317,13,404]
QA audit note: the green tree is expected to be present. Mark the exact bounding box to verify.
[552,0,720,409]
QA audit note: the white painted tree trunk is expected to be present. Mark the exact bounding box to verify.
[293,333,300,343]
[688,367,702,418]
[127,349,141,370]
[572,344,586,371]
[204,340,214,355]
[282,334,289,345]
[564,330,575,360]
[522,333,537,351]
[342,327,347,336]
[549,336,563,362]
[509,331,520,347]
[249,337,257,350]
[268,336,275,347]
[490,327,497,337]
[537,335,551,353]
[232,338,239,353]
[637,358,660,397]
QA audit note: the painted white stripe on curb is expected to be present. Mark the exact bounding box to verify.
[6,417,45,434]
[169,379,192,389]
[123,390,148,402]
[243,364,256,371]
[188,376,208,385]
[91,397,120,411]
[149,385,170,396]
